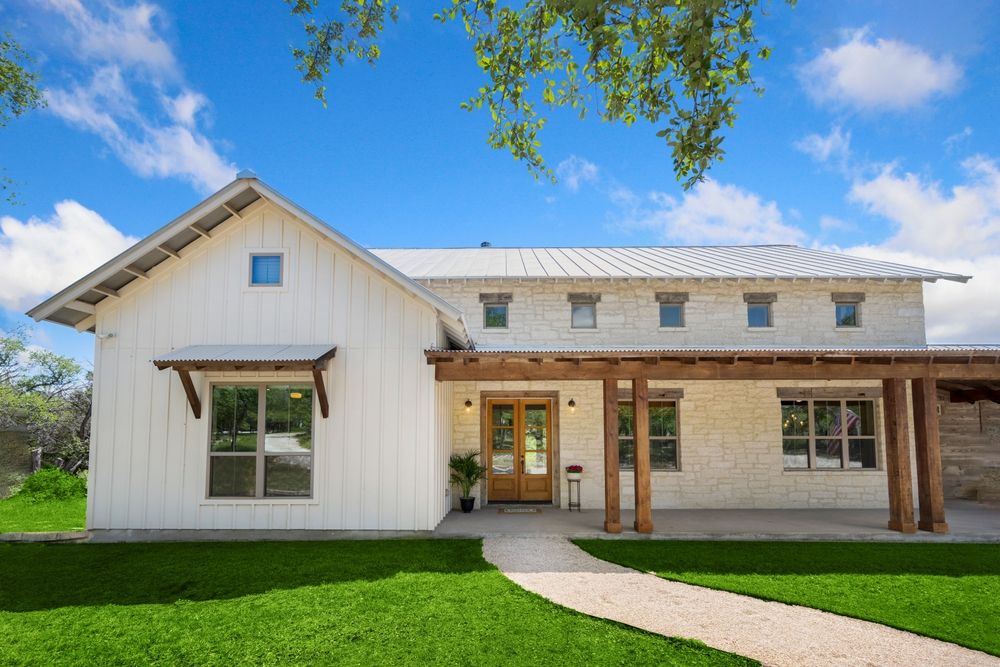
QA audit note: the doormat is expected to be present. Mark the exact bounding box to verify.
[499,507,541,514]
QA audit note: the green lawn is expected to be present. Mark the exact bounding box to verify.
[0,540,755,666]
[576,540,1000,657]
[0,496,86,533]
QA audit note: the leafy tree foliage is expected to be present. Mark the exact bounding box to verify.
[0,34,45,203]
[0,329,91,472]
[285,0,788,189]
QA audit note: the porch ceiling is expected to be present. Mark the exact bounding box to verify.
[425,345,1000,382]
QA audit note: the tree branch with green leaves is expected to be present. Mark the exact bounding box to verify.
[0,34,46,204]
[285,0,789,189]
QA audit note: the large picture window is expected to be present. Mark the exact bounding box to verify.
[209,383,314,498]
[781,398,877,470]
[618,401,679,471]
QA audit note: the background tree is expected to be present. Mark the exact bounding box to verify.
[285,0,790,189]
[0,33,45,203]
[0,329,91,472]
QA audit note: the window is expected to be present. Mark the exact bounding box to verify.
[571,303,597,329]
[659,303,684,328]
[250,254,283,286]
[781,398,877,470]
[618,401,679,471]
[747,302,772,327]
[209,383,314,498]
[483,303,508,329]
[835,303,860,327]
[832,292,864,328]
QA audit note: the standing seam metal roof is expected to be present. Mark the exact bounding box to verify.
[370,246,970,282]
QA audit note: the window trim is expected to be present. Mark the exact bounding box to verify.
[570,302,598,330]
[483,302,509,330]
[780,397,880,471]
[834,302,862,328]
[244,248,289,291]
[617,398,681,472]
[747,302,773,328]
[207,381,316,500]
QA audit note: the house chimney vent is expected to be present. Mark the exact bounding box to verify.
[480,241,492,247]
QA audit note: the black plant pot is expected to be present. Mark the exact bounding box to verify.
[459,497,476,513]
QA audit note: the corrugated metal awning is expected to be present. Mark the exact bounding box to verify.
[153,344,338,368]
[152,344,337,420]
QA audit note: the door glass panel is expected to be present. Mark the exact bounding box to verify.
[264,385,313,453]
[492,404,514,427]
[524,404,547,427]
[525,450,547,474]
[492,428,514,450]
[525,427,546,451]
[816,439,843,468]
[492,452,514,475]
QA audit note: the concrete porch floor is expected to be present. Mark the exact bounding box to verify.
[433,500,1000,542]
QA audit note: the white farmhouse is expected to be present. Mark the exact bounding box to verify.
[29,173,1000,538]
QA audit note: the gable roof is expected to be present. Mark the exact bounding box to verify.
[370,246,971,282]
[27,173,472,349]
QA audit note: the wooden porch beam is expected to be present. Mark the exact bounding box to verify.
[948,388,1000,404]
[632,375,653,534]
[602,379,622,533]
[313,368,330,418]
[177,370,201,419]
[882,378,916,533]
[912,377,948,533]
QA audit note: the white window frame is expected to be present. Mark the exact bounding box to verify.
[207,381,316,499]
[747,302,773,328]
[483,302,509,330]
[244,248,289,292]
[570,302,598,330]
[658,302,685,328]
[835,302,862,328]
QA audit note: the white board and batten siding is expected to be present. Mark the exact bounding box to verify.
[89,202,451,532]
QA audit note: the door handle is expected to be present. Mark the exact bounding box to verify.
[520,456,525,474]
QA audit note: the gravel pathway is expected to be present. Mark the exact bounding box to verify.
[483,536,999,667]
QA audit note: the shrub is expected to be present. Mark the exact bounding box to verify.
[15,468,87,502]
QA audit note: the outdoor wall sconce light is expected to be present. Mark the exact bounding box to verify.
[465,399,473,413]
[568,398,576,413]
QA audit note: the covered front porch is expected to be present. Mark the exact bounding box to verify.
[429,346,1000,536]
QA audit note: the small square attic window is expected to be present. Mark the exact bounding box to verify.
[250,254,283,286]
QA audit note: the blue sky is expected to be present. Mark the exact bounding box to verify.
[2,0,999,364]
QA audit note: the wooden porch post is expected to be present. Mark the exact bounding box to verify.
[632,375,653,533]
[602,379,622,533]
[912,377,949,533]
[882,378,916,533]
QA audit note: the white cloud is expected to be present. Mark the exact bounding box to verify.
[0,201,137,310]
[800,28,961,110]
[794,126,851,165]
[842,156,1000,342]
[819,215,856,233]
[39,2,235,193]
[556,156,599,192]
[46,67,234,192]
[944,126,973,153]
[613,179,806,245]
[41,0,177,75]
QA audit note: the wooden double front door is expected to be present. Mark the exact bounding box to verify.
[486,398,553,502]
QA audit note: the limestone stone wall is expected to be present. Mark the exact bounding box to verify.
[939,393,1000,499]
[422,279,926,348]
[450,379,914,510]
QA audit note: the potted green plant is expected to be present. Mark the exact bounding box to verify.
[449,451,487,513]
[566,464,583,481]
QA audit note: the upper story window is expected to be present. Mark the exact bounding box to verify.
[480,292,512,329]
[832,292,865,328]
[656,292,688,328]
[568,292,600,329]
[744,292,776,328]
[250,253,283,286]
[780,397,877,470]
[209,383,314,498]
[618,399,679,471]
